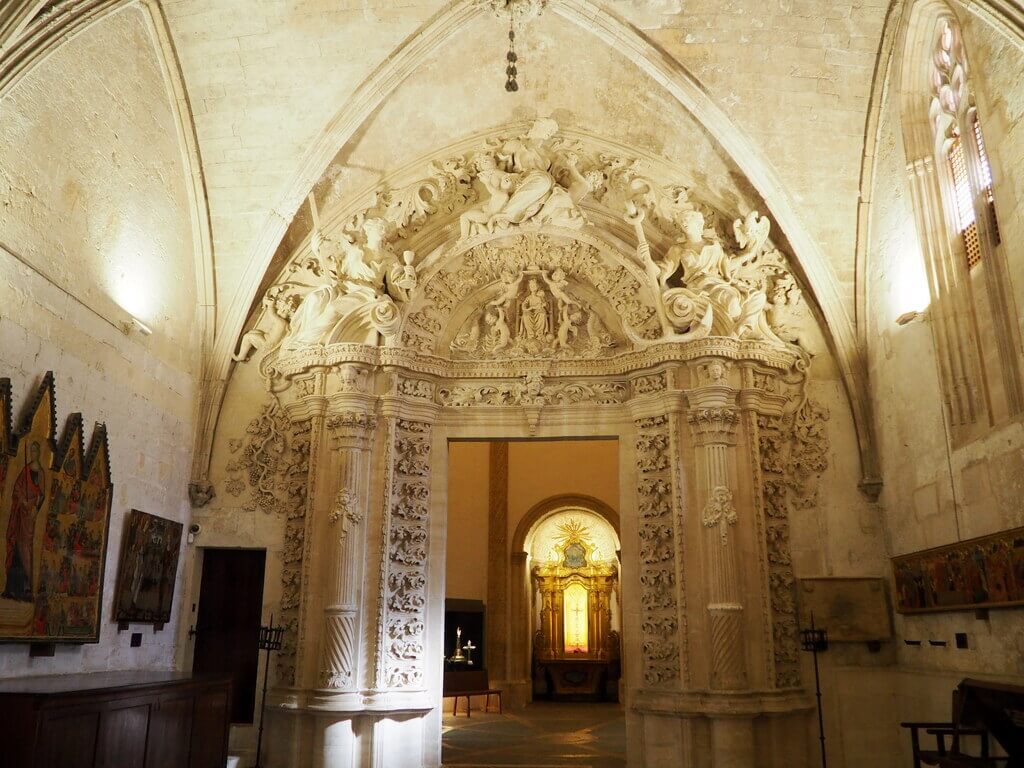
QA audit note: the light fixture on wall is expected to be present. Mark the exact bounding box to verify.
[121,315,153,336]
[895,309,928,326]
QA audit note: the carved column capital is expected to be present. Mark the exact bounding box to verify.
[326,410,379,448]
[686,406,740,445]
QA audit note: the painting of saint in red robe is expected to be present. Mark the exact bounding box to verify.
[3,441,46,602]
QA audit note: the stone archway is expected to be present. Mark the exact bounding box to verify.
[218,120,831,768]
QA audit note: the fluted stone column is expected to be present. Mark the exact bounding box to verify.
[317,409,377,692]
[687,360,753,768]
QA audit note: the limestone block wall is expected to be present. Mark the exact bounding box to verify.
[0,7,199,677]
[866,8,1024,764]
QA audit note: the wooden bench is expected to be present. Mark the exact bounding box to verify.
[902,679,1024,768]
[443,669,502,717]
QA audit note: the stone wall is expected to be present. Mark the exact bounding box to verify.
[866,6,1024,764]
[0,6,199,677]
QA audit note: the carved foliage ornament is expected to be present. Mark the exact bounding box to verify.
[634,414,681,685]
[703,486,738,545]
[382,419,433,689]
[758,398,829,688]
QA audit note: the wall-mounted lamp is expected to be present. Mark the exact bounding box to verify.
[121,316,153,336]
[895,309,927,327]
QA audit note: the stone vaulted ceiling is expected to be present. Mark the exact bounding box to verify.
[156,0,889,338]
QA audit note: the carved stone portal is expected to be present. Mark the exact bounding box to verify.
[215,120,831,768]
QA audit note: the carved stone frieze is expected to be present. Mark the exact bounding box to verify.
[631,371,667,396]
[397,376,434,400]
[758,397,830,688]
[634,414,681,686]
[437,372,628,408]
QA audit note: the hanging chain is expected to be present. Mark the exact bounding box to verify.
[505,15,519,92]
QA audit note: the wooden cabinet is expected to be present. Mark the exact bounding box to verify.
[0,671,231,768]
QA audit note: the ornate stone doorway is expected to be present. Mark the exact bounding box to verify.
[212,121,831,767]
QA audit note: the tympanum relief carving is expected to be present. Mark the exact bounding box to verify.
[231,119,814,391]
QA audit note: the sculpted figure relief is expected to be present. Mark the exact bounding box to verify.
[235,118,812,375]
[276,218,418,351]
[449,262,619,360]
[626,200,802,347]
[458,120,599,239]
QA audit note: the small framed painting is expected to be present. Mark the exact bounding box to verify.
[113,510,183,623]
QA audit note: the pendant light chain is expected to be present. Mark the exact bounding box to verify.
[505,15,519,92]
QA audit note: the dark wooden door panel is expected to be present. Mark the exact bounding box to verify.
[96,703,151,768]
[193,548,265,723]
[41,710,100,768]
[146,695,194,768]
[189,688,231,768]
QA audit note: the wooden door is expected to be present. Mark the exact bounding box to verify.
[192,549,265,723]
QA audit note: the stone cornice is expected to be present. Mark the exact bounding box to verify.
[272,337,801,381]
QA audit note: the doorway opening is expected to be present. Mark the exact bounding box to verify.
[441,438,626,767]
[192,548,266,724]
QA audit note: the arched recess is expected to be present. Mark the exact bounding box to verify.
[203,0,882,495]
[506,493,622,704]
[0,0,217,431]
[512,493,622,555]
[853,0,1024,400]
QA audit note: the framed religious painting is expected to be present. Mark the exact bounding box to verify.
[892,526,1024,614]
[113,509,183,624]
[0,372,113,643]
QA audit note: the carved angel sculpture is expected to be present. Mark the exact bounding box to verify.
[233,285,300,362]
[733,210,771,265]
[459,154,519,239]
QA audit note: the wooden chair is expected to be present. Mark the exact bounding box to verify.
[902,679,1023,768]
[443,668,502,718]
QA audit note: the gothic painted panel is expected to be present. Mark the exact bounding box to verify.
[0,373,113,643]
[113,510,183,624]
[893,527,1024,614]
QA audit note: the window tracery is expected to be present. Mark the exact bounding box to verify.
[902,11,1022,440]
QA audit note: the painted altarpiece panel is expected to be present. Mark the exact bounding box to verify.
[893,526,1024,614]
[0,373,113,643]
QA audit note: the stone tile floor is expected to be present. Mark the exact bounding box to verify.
[442,701,626,768]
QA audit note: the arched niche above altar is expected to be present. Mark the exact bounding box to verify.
[527,507,621,566]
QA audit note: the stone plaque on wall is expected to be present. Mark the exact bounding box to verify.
[797,577,892,641]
